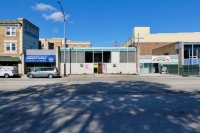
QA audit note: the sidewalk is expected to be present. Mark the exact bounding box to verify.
[138,73,179,77]
[66,74,135,78]
[66,73,179,78]
[21,73,179,78]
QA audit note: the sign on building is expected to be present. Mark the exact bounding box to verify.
[24,55,56,62]
[152,56,170,63]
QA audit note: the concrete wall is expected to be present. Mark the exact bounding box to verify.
[133,27,200,43]
[111,52,119,63]
[60,63,136,74]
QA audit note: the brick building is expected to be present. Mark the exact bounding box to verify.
[152,42,179,55]
[0,18,39,74]
[39,38,91,50]
[122,27,200,74]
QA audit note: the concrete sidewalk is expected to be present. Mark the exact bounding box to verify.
[20,73,180,78]
[66,73,179,78]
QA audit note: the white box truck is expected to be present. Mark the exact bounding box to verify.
[0,66,19,78]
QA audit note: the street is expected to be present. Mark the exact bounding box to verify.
[0,76,200,133]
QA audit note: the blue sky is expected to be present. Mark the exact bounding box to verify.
[1,0,200,47]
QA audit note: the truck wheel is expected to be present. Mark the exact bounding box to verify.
[29,74,33,78]
[4,74,9,78]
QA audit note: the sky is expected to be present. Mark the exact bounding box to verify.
[1,0,200,47]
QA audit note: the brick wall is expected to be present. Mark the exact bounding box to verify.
[0,26,20,56]
[152,42,179,55]
[132,42,176,55]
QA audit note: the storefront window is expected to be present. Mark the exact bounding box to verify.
[184,50,190,59]
[184,45,192,59]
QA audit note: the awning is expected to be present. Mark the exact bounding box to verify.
[0,56,21,62]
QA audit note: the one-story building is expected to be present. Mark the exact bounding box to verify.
[59,47,136,74]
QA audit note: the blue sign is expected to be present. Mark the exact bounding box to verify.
[24,55,56,62]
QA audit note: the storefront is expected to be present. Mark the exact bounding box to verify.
[60,47,136,74]
[140,55,179,74]
[24,50,56,73]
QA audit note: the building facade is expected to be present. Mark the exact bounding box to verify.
[153,42,200,65]
[122,27,200,55]
[122,27,200,74]
[0,18,39,74]
[39,38,91,50]
[24,48,59,73]
[59,47,136,74]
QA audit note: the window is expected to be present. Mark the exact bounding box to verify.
[184,45,192,59]
[128,51,136,63]
[120,51,127,63]
[184,50,190,59]
[94,52,102,63]
[85,52,93,63]
[77,51,84,63]
[103,52,111,63]
[5,42,16,51]
[6,27,16,36]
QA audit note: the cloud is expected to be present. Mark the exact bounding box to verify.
[32,3,71,22]
[52,28,58,33]
[42,12,69,22]
[31,3,57,11]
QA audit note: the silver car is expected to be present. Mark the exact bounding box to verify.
[26,67,60,78]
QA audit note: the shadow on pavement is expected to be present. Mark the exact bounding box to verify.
[0,81,199,133]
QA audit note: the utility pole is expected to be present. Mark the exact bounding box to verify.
[134,33,144,75]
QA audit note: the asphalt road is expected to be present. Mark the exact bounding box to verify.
[0,77,200,133]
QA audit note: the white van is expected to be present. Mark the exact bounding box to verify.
[0,66,19,78]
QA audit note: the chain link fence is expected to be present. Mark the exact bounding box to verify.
[160,64,200,76]
[179,65,200,76]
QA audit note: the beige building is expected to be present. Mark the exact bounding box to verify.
[0,18,39,75]
[123,27,200,55]
[39,38,91,50]
[122,27,200,74]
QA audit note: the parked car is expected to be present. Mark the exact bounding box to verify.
[26,67,60,78]
[0,66,19,78]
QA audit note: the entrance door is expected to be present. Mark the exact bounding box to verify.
[153,63,159,73]
[98,64,102,74]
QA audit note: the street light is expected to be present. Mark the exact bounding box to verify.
[57,0,66,76]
